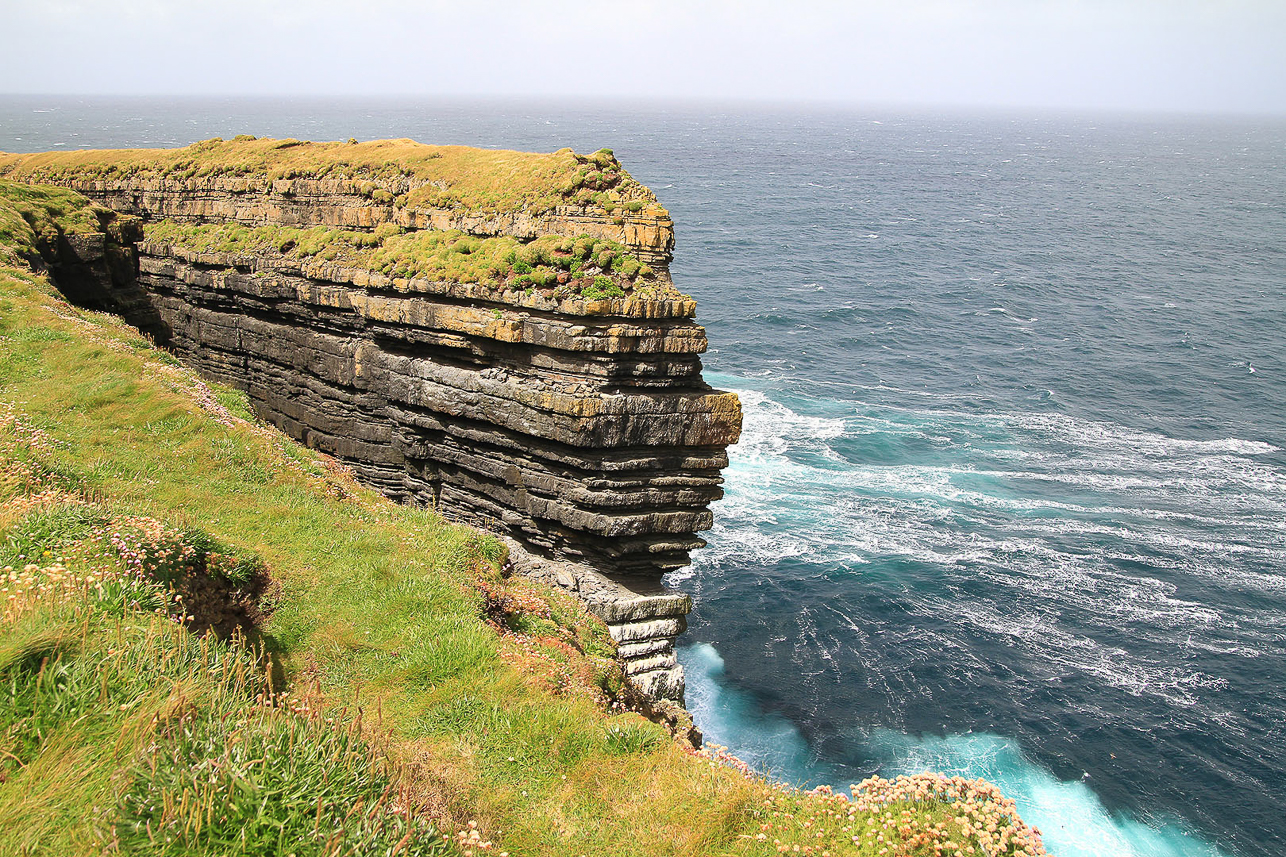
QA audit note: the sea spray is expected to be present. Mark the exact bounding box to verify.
[677,380,1282,857]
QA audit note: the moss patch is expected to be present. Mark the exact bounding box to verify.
[145,219,657,295]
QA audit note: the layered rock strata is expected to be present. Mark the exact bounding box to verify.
[1,140,741,701]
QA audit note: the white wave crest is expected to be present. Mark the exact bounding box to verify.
[868,730,1234,857]
[687,384,1286,725]
[1004,412,1281,458]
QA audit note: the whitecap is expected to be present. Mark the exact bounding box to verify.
[679,643,835,787]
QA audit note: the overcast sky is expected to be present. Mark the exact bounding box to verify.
[4,0,1284,114]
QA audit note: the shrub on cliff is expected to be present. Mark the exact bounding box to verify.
[580,277,626,300]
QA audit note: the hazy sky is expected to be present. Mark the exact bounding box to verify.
[4,0,1285,114]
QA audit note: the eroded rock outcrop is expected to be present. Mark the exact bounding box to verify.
[0,138,741,701]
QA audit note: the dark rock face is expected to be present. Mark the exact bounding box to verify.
[26,168,741,701]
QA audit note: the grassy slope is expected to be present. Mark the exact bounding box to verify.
[0,186,1048,857]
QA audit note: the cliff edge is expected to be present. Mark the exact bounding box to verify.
[0,137,743,700]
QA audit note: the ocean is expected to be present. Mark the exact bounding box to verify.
[2,95,1283,857]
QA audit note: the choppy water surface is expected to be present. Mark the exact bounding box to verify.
[4,97,1283,857]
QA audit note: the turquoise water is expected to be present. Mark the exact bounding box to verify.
[3,97,1283,857]
[685,643,1227,857]
[661,111,1285,857]
[677,378,1282,857]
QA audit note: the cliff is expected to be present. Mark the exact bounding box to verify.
[0,138,742,700]
[0,162,1049,857]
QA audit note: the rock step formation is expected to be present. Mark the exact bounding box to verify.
[0,139,742,701]
[76,174,676,268]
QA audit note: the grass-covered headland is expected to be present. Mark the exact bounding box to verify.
[0,179,1048,856]
[0,136,667,220]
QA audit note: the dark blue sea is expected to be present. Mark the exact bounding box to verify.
[3,96,1284,857]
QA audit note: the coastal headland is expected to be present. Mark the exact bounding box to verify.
[0,140,1047,856]
[0,136,744,702]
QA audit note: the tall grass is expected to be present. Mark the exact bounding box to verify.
[1,560,451,856]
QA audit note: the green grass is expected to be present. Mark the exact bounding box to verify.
[144,219,657,294]
[0,565,451,857]
[0,137,668,220]
[0,179,107,263]
[0,189,1049,857]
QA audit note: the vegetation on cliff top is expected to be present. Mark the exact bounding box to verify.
[0,179,106,263]
[0,183,1048,856]
[144,219,662,300]
[0,136,668,220]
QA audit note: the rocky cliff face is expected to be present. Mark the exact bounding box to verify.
[0,139,741,701]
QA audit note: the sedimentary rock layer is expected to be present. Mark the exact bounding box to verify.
[1,140,741,700]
